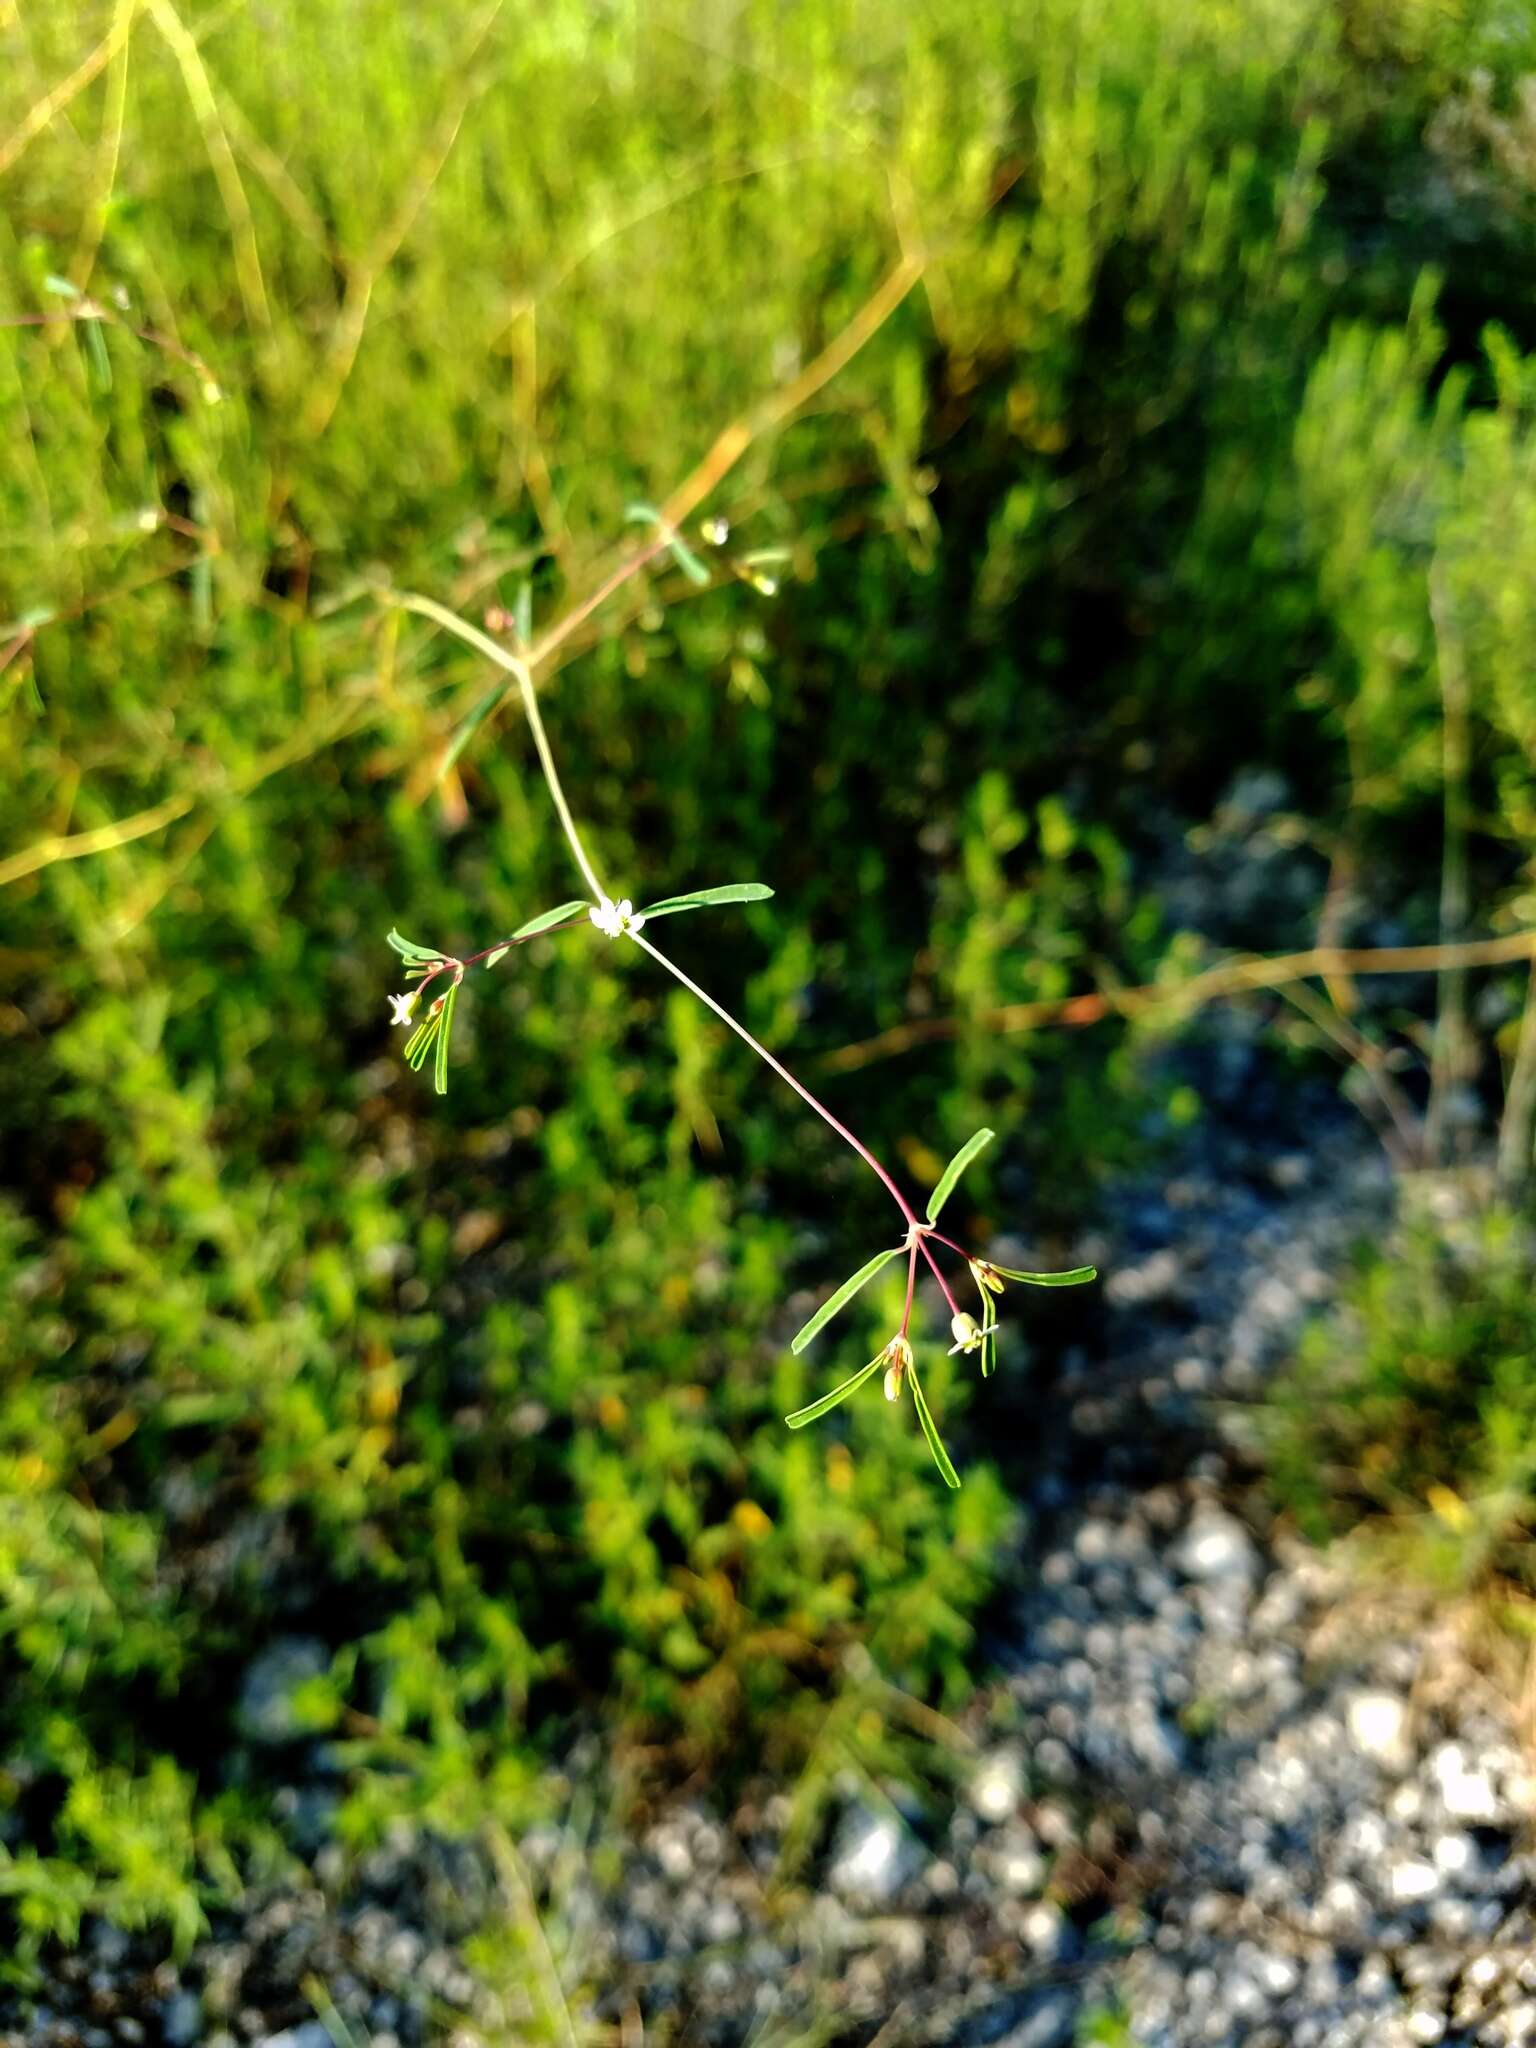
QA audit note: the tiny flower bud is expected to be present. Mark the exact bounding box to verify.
[881,1335,911,1402]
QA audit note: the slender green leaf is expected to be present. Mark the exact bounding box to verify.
[404,1012,440,1071]
[909,1368,961,1488]
[440,677,509,779]
[640,882,774,919]
[388,928,447,965]
[512,900,590,939]
[990,1263,1097,1287]
[784,1351,884,1429]
[926,1127,995,1222]
[433,980,459,1096]
[484,945,512,970]
[790,1245,902,1354]
[83,318,112,393]
[625,501,710,586]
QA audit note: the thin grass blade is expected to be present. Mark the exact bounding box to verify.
[784,1351,884,1429]
[440,677,509,779]
[990,1263,1097,1287]
[926,1127,995,1222]
[909,1367,961,1488]
[433,981,458,1095]
[640,882,774,918]
[388,928,447,964]
[790,1245,901,1355]
[404,1012,440,1071]
[512,900,590,939]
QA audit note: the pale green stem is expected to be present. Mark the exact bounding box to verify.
[392,589,608,904]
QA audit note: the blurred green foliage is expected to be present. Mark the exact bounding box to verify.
[7,0,1536,1971]
[1264,1199,1536,1600]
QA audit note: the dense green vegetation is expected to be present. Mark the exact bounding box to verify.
[7,0,1536,1979]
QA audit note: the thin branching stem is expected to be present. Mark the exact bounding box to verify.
[634,930,919,1226]
[391,590,608,903]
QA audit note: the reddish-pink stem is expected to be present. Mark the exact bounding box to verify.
[455,914,588,971]
[927,1229,971,1263]
[916,1232,960,1317]
[632,932,921,1228]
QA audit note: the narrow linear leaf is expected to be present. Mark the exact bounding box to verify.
[440,677,509,779]
[991,1263,1097,1287]
[624,501,710,586]
[433,981,459,1096]
[640,882,775,918]
[83,318,112,393]
[512,899,590,940]
[784,1351,884,1429]
[926,1127,995,1222]
[909,1368,961,1488]
[404,1013,439,1071]
[665,532,710,586]
[791,1245,902,1355]
[484,945,511,970]
[388,928,448,965]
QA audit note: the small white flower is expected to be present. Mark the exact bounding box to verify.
[590,897,646,939]
[948,1311,984,1355]
[389,990,419,1027]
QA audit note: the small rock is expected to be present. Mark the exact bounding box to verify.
[828,1805,921,1906]
[236,1638,331,1746]
[1173,1507,1260,1585]
[1388,1859,1441,1904]
[969,1746,1024,1823]
[159,1994,202,2048]
[1346,1691,1413,1775]
[1431,1743,1502,1823]
[258,2028,332,2048]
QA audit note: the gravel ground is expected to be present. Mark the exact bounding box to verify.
[7,795,1534,2047]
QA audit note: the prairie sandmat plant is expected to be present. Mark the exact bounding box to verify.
[382,564,1094,1486]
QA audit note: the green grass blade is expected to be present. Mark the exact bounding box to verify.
[640,882,774,918]
[990,1263,1097,1287]
[909,1367,961,1488]
[388,927,446,964]
[440,677,509,779]
[926,1127,994,1221]
[433,981,459,1095]
[404,1012,440,1071]
[512,899,590,939]
[790,1245,901,1354]
[784,1350,884,1429]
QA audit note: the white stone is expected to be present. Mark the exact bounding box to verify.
[968,1746,1024,1823]
[1347,1691,1413,1775]
[1388,1859,1441,1903]
[828,1808,919,1905]
[1430,1742,1501,1822]
[1174,1507,1260,1584]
